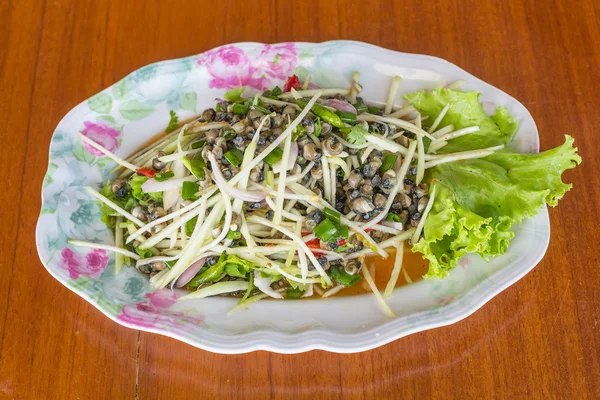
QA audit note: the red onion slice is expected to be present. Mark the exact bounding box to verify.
[272,142,298,173]
[325,99,357,114]
[174,257,206,288]
[208,154,268,202]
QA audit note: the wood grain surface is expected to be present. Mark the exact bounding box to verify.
[1,0,598,398]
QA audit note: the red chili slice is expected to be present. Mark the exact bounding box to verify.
[283,74,301,92]
[136,168,155,178]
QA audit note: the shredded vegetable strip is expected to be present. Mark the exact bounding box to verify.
[388,105,416,119]
[126,187,217,243]
[181,281,249,300]
[358,114,436,141]
[273,133,292,225]
[411,185,437,244]
[416,135,425,185]
[247,216,331,285]
[85,186,144,226]
[78,133,139,171]
[427,104,450,133]
[383,240,404,297]
[115,216,124,274]
[152,201,226,289]
[423,145,504,169]
[349,71,360,103]
[361,261,396,317]
[68,239,141,260]
[321,156,332,204]
[385,76,402,115]
[362,140,418,230]
[279,88,349,99]
[322,285,345,298]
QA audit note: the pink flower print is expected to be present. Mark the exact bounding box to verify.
[117,303,205,330]
[197,45,266,90]
[81,121,120,156]
[59,248,109,279]
[257,43,298,80]
[146,290,180,308]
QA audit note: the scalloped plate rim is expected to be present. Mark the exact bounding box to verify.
[36,40,549,354]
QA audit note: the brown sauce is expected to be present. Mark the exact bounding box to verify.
[334,243,428,296]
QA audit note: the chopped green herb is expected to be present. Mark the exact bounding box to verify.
[154,171,174,182]
[296,99,344,128]
[191,139,206,149]
[292,124,306,140]
[253,105,271,114]
[215,103,222,113]
[386,213,401,222]
[286,287,304,299]
[232,103,249,115]
[263,86,282,99]
[314,218,339,242]
[129,175,148,200]
[336,110,356,124]
[240,273,254,302]
[265,170,274,187]
[165,110,179,133]
[185,216,198,237]
[223,129,236,140]
[182,155,205,179]
[367,106,381,114]
[182,181,199,200]
[313,117,322,136]
[224,87,245,103]
[135,246,153,259]
[224,148,244,167]
[225,262,248,278]
[337,225,349,239]
[380,154,398,174]
[323,208,341,225]
[227,230,242,240]
[264,147,284,166]
[340,125,368,145]
[329,265,362,287]
[354,102,368,114]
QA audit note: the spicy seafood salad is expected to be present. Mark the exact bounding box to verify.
[71,73,581,316]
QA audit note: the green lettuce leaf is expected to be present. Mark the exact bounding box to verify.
[413,135,581,278]
[404,87,519,152]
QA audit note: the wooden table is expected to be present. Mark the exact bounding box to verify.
[1,0,599,398]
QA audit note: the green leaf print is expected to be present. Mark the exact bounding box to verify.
[72,142,95,164]
[119,100,155,120]
[88,92,113,114]
[43,163,58,186]
[113,78,128,100]
[97,115,116,125]
[180,92,197,112]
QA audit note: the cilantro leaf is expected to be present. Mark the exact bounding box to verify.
[165,110,179,133]
[224,87,245,103]
[341,125,368,145]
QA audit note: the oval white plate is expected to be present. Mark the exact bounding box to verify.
[36,41,548,354]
